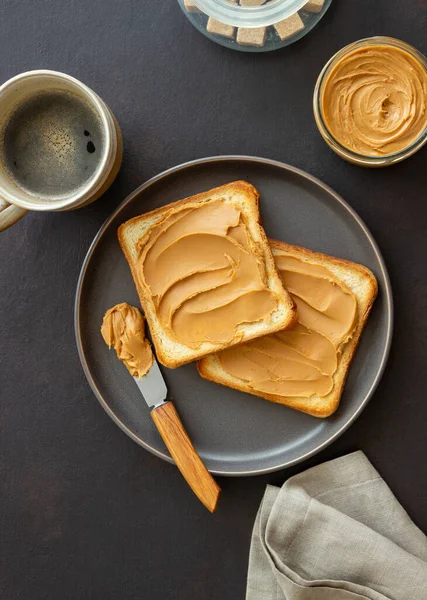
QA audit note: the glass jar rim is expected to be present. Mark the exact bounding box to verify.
[313,36,427,166]
[194,0,308,27]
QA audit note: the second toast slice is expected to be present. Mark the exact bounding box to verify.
[197,240,378,417]
[118,181,297,368]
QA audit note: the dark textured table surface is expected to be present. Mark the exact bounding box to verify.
[1,1,427,598]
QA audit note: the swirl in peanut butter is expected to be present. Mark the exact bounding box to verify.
[137,200,278,349]
[101,303,153,378]
[218,253,357,399]
[322,45,427,156]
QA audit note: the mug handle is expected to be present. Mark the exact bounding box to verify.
[0,198,28,231]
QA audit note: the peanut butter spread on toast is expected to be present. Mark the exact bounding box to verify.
[136,199,278,348]
[217,255,358,399]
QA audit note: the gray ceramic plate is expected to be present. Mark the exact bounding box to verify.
[75,156,393,476]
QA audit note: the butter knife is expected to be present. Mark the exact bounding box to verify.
[134,359,221,513]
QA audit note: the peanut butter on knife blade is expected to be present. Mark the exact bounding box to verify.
[101,302,153,378]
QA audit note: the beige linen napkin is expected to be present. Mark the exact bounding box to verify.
[247,451,427,600]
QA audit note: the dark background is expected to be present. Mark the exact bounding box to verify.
[1,1,427,598]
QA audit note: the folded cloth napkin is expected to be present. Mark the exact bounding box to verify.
[247,451,427,600]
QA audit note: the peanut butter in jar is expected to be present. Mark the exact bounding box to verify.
[314,37,427,167]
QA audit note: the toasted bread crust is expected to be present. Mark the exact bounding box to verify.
[118,181,260,236]
[197,239,378,417]
[269,239,379,290]
[118,182,297,368]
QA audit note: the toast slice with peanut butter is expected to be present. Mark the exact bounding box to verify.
[197,240,378,417]
[118,182,297,368]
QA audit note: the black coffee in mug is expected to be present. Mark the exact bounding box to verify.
[0,89,105,199]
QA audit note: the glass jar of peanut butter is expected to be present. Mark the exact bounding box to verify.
[178,0,331,53]
[313,37,427,167]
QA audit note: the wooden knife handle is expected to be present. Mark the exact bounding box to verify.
[151,401,220,513]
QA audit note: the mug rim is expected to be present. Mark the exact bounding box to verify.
[0,69,117,211]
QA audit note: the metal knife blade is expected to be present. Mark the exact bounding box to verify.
[133,359,167,408]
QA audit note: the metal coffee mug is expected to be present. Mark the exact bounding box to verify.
[0,70,123,231]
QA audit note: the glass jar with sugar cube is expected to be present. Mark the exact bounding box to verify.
[178,0,331,52]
